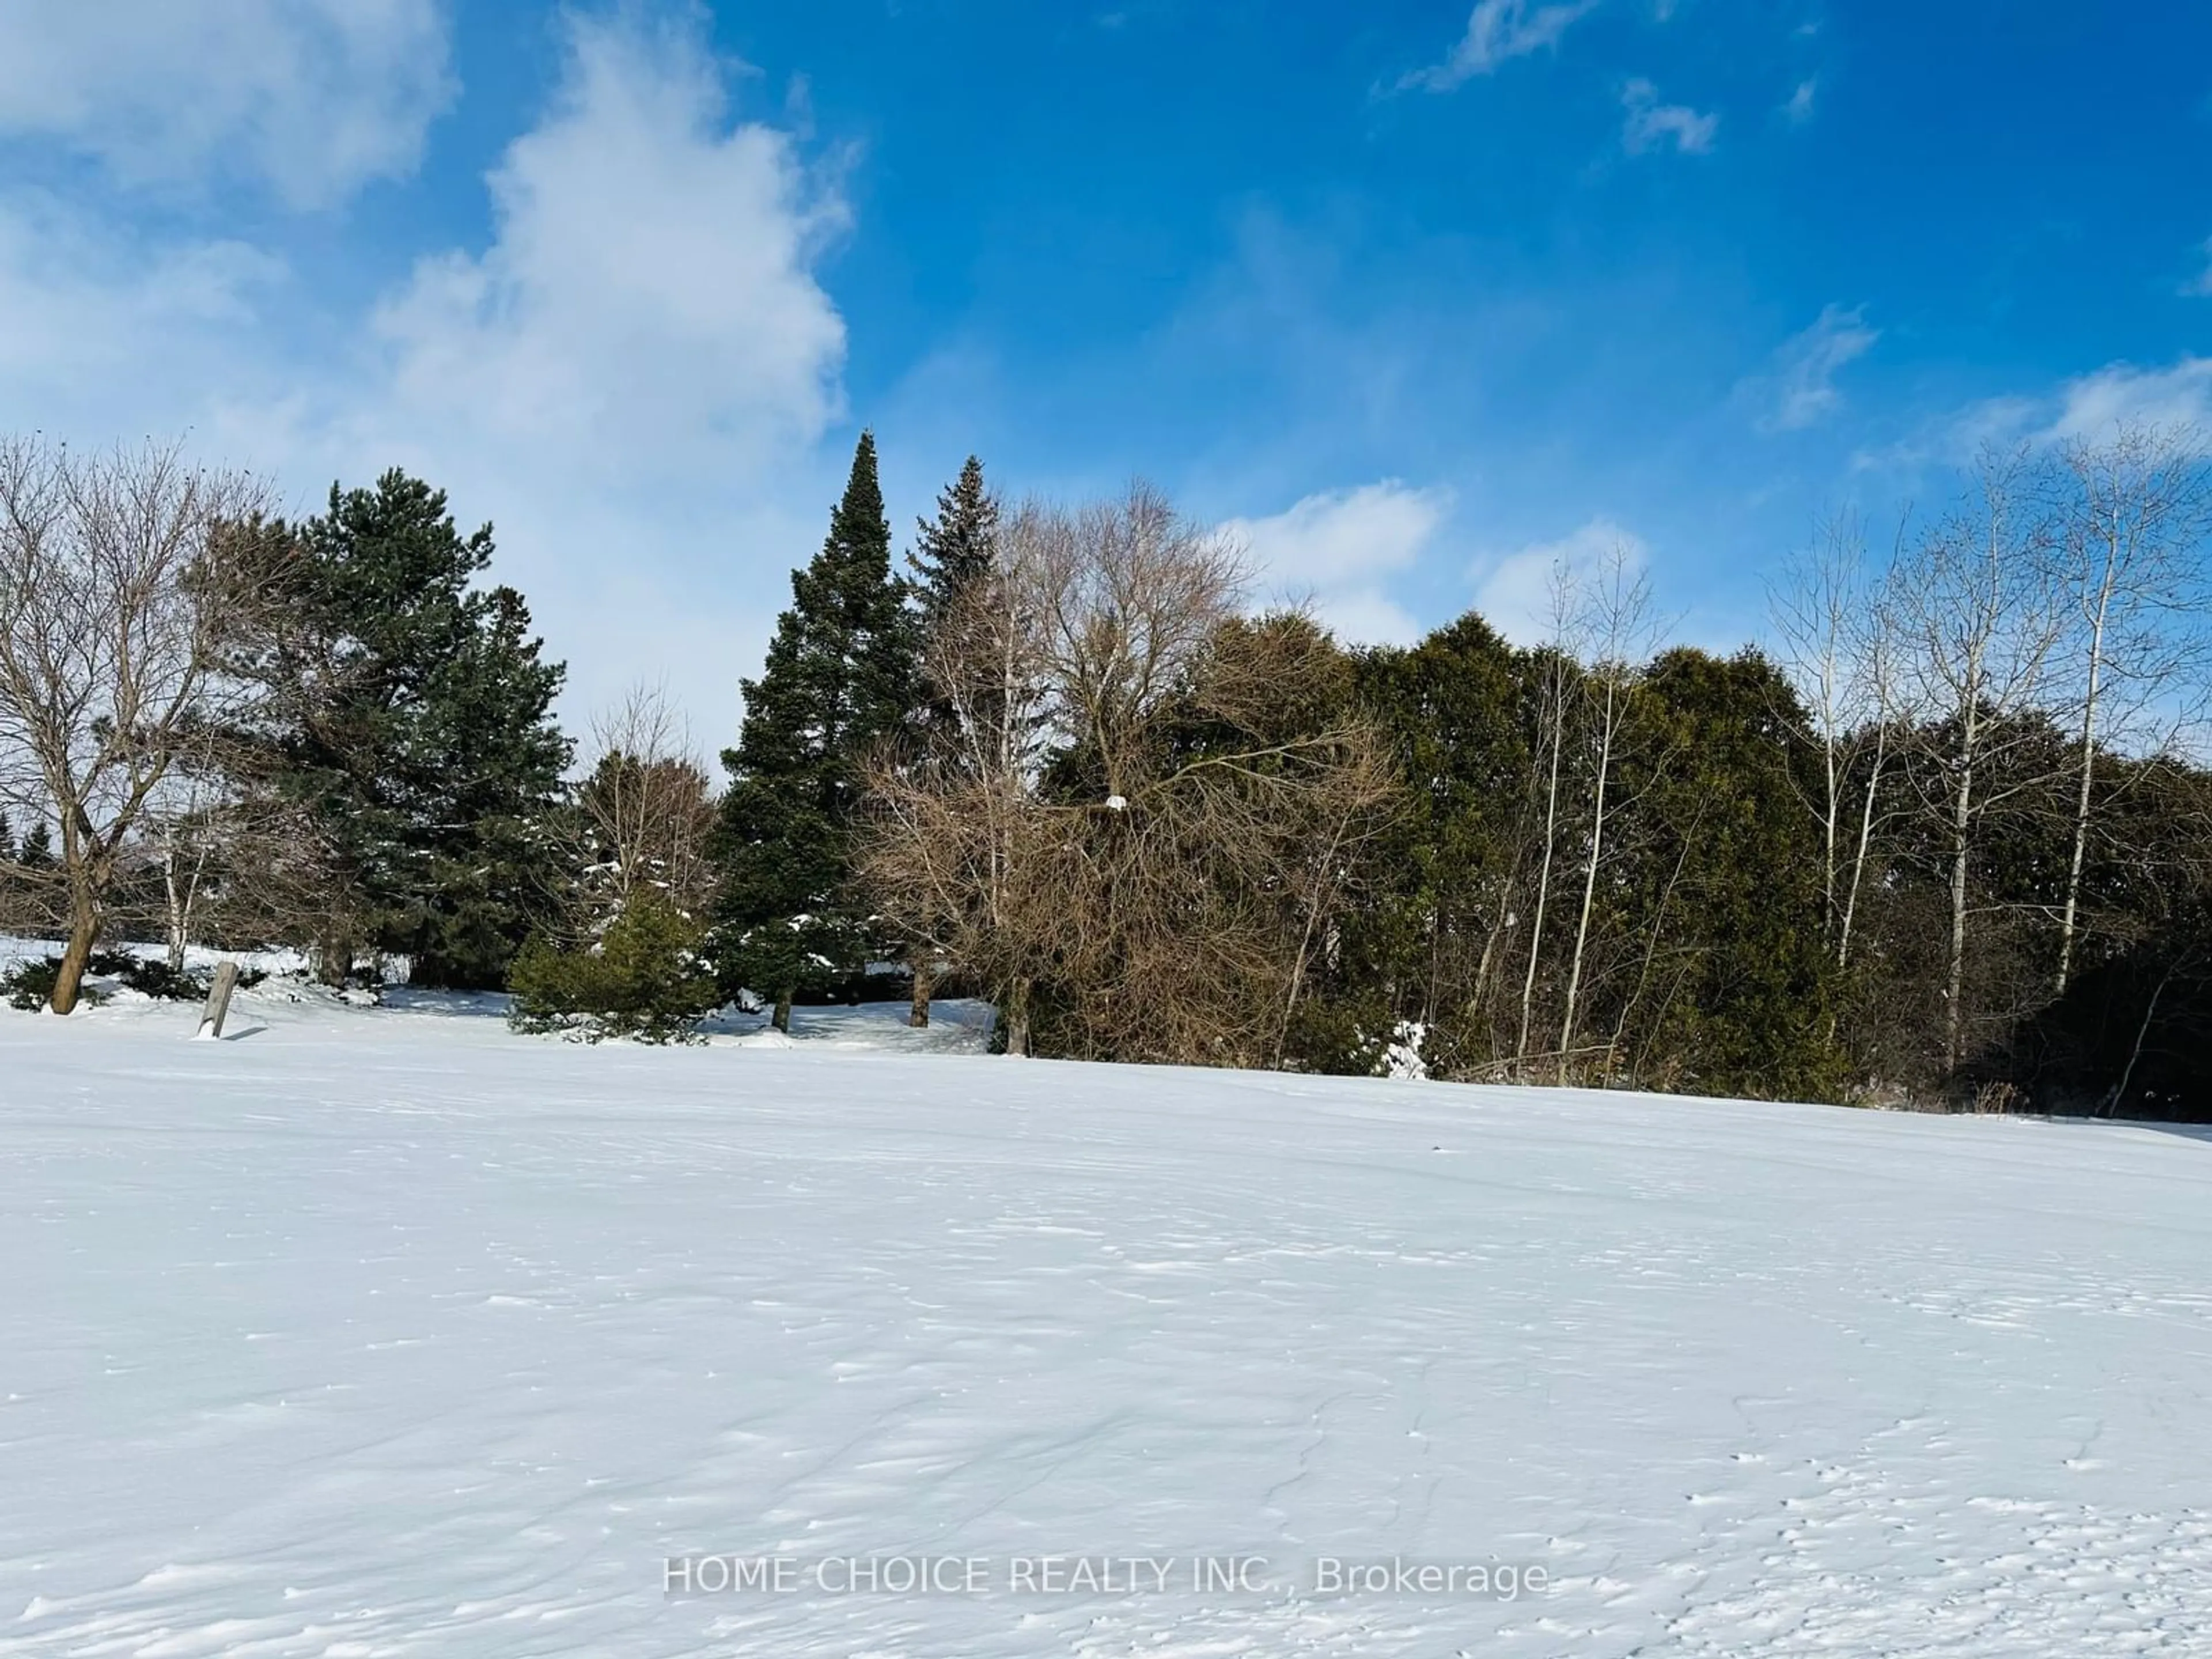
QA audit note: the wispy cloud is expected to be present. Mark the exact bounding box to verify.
[1219,480,1452,645]
[2181,237,2212,299]
[0,0,453,207]
[0,195,289,408]
[1469,517,1648,645]
[1784,76,1818,124]
[1749,304,1878,431]
[1622,78,1718,154]
[1859,355,2212,475]
[1401,0,1601,93]
[2040,356,2212,442]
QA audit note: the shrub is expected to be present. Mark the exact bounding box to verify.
[3,957,108,1011]
[509,896,720,1044]
[114,957,210,1002]
[2,950,268,1009]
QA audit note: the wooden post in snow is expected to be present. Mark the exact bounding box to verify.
[195,960,239,1041]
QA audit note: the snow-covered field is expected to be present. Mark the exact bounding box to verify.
[5,980,2210,1656]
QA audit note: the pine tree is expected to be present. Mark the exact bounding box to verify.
[18,821,54,869]
[240,471,571,988]
[712,432,916,1029]
[907,456,998,625]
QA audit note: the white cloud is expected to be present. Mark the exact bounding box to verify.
[1855,356,2212,478]
[0,194,287,406]
[1218,480,1451,645]
[2180,238,2212,300]
[2041,357,2212,444]
[1753,303,1878,431]
[340,10,850,730]
[366,12,847,490]
[0,10,854,739]
[1622,78,1718,154]
[1469,517,1648,645]
[0,0,453,207]
[1402,0,1601,93]
[1785,77,1819,124]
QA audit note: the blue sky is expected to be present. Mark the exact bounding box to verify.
[2,2,2209,733]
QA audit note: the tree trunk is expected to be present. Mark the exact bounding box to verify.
[48,891,99,1015]
[1819,684,1839,944]
[1003,976,1031,1057]
[908,948,934,1029]
[1836,726,1885,971]
[2108,957,2177,1118]
[1516,667,1566,1062]
[1945,756,1975,1073]
[164,838,204,975]
[772,986,794,1034]
[2056,599,2109,995]
[1558,679,1618,1080]
[165,844,186,973]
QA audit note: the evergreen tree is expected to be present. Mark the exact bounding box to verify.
[892,455,1006,1025]
[1628,648,1844,1099]
[509,892,719,1046]
[1334,614,1532,1075]
[907,456,998,624]
[240,471,570,988]
[0,808,13,865]
[18,821,54,869]
[713,433,917,1029]
[6,819,55,943]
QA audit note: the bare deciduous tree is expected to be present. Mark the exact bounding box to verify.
[1514,562,1577,1064]
[140,719,230,972]
[1889,449,2070,1070]
[2047,422,2211,993]
[578,682,718,921]
[1555,543,1661,1077]
[878,500,1048,1037]
[864,484,1397,1066]
[1769,511,1912,971]
[0,437,273,1013]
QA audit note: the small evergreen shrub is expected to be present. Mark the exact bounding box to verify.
[509,896,720,1044]
[114,958,210,1001]
[1,950,263,1009]
[2,957,109,1011]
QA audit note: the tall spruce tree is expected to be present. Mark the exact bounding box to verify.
[893,456,1004,1027]
[240,471,570,988]
[904,454,1001,749]
[907,456,998,624]
[713,432,917,1029]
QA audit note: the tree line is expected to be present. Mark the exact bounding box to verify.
[3,427,2208,1119]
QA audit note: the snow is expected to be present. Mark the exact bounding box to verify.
[4,981,2210,1656]
[1380,1019,1429,1081]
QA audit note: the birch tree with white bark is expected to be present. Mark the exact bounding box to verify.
[1888,449,2069,1071]
[1514,560,1579,1066]
[2046,423,2211,995]
[1556,543,1661,1081]
[1770,512,1912,971]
